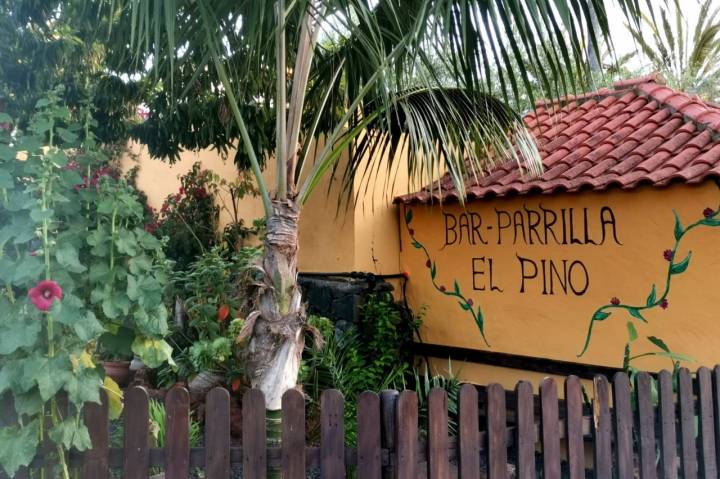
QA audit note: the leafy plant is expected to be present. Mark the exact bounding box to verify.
[148,398,202,448]
[0,89,173,477]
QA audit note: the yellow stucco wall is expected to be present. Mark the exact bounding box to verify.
[401,181,720,377]
[119,140,411,274]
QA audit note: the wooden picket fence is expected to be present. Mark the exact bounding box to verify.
[5,366,720,478]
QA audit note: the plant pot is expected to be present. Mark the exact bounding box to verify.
[103,360,132,387]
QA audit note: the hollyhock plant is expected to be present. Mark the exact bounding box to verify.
[28,280,63,311]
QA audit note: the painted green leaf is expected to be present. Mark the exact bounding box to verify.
[673,210,683,240]
[593,311,611,321]
[628,308,646,322]
[49,418,92,451]
[646,284,657,307]
[430,263,437,279]
[626,321,638,342]
[700,218,720,226]
[453,280,461,295]
[670,252,692,274]
[55,243,86,273]
[0,420,39,477]
[412,239,422,249]
[459,301,471,311]
[648,336,670,352]
[405,209,413,224]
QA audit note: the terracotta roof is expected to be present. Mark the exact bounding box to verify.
[396,75,720,204]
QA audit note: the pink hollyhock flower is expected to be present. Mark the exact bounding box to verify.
[663,249,674,262]
[29,280,63,312]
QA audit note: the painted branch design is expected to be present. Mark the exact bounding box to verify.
[404,209,489,346]
[580,182,720,369]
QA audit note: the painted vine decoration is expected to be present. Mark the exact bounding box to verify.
[404,208,489,345]
[579,181,720,371]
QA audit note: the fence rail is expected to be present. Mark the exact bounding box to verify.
[4,366,720,478]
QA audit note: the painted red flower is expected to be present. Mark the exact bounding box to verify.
[425,259,431,268]
[401,271,410,279]
[663,249,674,262]
[610,297,620,305]
[29,280,62,312]
[409,228,415,236]
[704,207,715,218]
[217,304,230,322]
[660,299,669,310]
[467,298,474,306]
[439,285,446,292]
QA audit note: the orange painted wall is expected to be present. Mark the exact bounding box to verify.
[401,181,720,377]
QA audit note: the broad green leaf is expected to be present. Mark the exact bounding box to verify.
[13,389,43,417]
[646,284,657,307]
[55,243,87,273]
[0,170,13,188]
[0,112,11,123]
[626,321,638,342]
[131,337,175,368]
[102,297,120,319]
[12,255,44,285]
[673,210,683,240]
[64,368,101,407]
[0,317,41,354]
[0,420,39,476]
[29,208,53,222]
[116,229,138,256]
[34,98,50,108]
[670,252,692,274]
[103,377,124,420]
[593,311,611,321]
[49,418,92,451]
[73,311,105,342]
[648,336,670,352]
[25,354,73,401]
[128,254,152,274]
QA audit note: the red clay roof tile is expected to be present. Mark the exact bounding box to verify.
[396,76,720,204]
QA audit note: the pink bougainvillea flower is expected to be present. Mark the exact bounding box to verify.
[663,249,674,262]
[29,280,63,312]
[660,299,669,310]
[704,207,715,218]
[610,297,620,305]
[179,187,186,195]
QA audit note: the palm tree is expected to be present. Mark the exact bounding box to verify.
[629,0,720,101]
[106,0,646,411]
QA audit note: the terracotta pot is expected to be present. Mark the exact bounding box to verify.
[103,360,132,387]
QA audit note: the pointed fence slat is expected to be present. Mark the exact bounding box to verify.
[427,388,449,479]
[592,375,612,479]
[205,387,230,479]
[678,368,698,479]
[515,381,535,479]
[357,391,381,479]
[613,373,634,479]
[635,372,657,479]
[123,387,149,479]
[697,367,717,479]
[380,390,399,479]
[714,366,720,474]
[243,389,266,479]
[458,384,480,479]
[659,369,679,479]
[564,376,584,479]
[487,383,507,479]
[540,378,560,479]
[83,390,109,479]
[396,390,418,479]
[165,386,189,479]
[282,389,306,479]
[321,389,345,479]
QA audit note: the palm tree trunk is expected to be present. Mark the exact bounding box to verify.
[245,199,305,411]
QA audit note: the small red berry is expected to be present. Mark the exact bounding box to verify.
[610,297,620,305]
